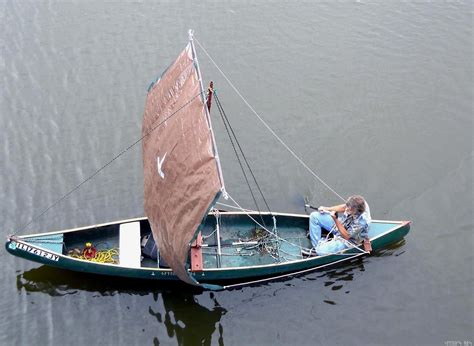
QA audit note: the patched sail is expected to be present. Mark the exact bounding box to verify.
[142,41,223,285]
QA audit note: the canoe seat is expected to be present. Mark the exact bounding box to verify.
[119,222,141,268]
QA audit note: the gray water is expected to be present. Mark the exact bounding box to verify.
[1,1,472,345]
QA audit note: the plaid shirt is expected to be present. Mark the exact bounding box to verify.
[333,204,371,243]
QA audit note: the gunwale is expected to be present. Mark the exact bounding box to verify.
[6,212,410,277]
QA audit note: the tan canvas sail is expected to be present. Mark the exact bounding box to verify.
[142,42,223,285]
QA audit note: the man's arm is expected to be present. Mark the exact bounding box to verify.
[330,213,350,240]
[318,204,346,213]
[318,204,350,239]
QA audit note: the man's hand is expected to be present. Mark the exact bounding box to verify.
[318,207,337,218]
[363,239,372,253]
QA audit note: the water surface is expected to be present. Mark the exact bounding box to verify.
[1,1,472,345]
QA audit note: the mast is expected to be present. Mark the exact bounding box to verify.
[188,30,228,199]
[204,79,223,267]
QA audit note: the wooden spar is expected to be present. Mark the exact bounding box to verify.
[188,31,227,196]
[206,81,214,112]
[192,80,222,269]
[206,81,222,267]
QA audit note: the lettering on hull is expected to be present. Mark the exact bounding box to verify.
[11,241,60,262]
[159,271,175,276]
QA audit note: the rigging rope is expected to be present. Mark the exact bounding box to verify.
[19,91,205,233]
[222,252,365,290]
[195,37,346,202]
[226,193,307,252]
[215,92,272,213]
[215,201,256,212]
[224,193,367,260]
[214,91,271,226]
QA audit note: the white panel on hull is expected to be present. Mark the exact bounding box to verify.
[119,222,141,268]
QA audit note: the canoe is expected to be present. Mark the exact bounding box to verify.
[6,212,410,287]
[6,30,411,289]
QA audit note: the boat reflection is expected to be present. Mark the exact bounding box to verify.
[17,266,227,344]
[149,291,226,345]
[16,265,201,296]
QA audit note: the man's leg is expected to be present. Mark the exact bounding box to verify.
[316,238,348,255]
[309,212,335,248]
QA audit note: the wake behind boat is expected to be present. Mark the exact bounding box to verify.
[6,31,410,289]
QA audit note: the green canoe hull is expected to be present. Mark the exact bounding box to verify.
[6,212,410,285]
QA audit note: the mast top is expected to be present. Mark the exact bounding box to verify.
[188,29,194,41]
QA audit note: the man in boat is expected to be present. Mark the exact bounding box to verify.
[303,195,371,256]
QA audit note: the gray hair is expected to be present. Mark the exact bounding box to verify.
[346,195,366,214]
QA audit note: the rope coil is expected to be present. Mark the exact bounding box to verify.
[68,248,119,264]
